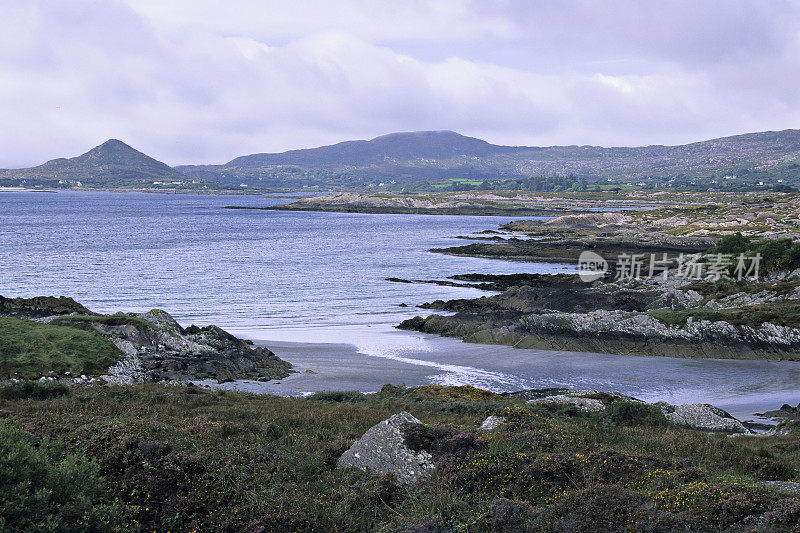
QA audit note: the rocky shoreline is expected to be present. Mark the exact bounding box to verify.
[396,270,800,360]
[0,295,292,384]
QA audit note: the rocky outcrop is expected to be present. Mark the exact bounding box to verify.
[0,295,94,319]
[400,308,800,360]
[2,296,292,383]
[398,273,800,360]
[337,412,435,484]
[655,403,750,433]
[528,394,605,413]
[82,310,293,383]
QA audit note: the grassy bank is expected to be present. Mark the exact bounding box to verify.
[0,317,121,379]
[1,383,799,531]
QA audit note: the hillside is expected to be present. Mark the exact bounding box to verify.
[176,129,800,190]
[0,139,194,188]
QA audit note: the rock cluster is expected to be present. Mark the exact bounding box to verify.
[97,310,293,383]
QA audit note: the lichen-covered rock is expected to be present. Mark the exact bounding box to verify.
[528,394,606,412]
[337,412,434,484]
[478,415,505,431]
[656,402,750,434]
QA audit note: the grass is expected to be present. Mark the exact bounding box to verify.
[0,317,122,379]
[648,301,800,328]
[0,384,798,531]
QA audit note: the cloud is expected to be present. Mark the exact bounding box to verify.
[1,0,799,167]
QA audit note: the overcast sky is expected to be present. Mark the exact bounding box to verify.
[2,0,799,167]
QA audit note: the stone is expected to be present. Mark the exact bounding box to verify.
[528,395,605,413]
[757,481,800,496]
[337,412,434,484]
[478,415,505,431]
[656,402,750,434]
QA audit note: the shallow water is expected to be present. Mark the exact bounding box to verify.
[2,190,799,420]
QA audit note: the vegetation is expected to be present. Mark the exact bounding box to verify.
[0,380,71,400]
[0,419,108,532]
[0,317,121,379]
[648,301,800,329]
[709,233,800,273]
[0,384,798,531]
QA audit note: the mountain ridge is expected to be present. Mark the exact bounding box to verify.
[2,128,799,190]
[176,128,800,188]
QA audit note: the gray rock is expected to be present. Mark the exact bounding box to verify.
[337,412,434,484]
[528,395,605,412]
[657,402,750,434]
[756,481,800,496]
[478,415,505,431]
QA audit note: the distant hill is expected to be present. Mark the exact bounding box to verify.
[0,139,192,188]
[176,129,800,190]
[4,129,800,191]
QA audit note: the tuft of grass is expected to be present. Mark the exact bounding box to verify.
[307,390,365,402]
[0,317,122,379]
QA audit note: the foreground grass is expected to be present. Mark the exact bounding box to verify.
[1,383,799,532]
[0,317,121,379]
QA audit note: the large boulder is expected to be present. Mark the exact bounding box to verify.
[656,402,750,434]
[337,412,434,484]
[478,415,505,431]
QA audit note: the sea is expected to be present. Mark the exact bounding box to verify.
[2,190,799,421]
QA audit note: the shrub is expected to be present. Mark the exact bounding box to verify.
[604,401,669,427]
[307,390,364,402]
[744,455,796,481]
[0,380,71,400]
[0,419,105,531]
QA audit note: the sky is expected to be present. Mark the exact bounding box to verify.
[1,0,799,167]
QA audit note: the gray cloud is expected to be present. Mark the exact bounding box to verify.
[1,0,799,167]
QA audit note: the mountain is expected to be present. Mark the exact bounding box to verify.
[4,129,800,191]
[227,130,517,168]
[176,129,800,189]
[0,139,191,188]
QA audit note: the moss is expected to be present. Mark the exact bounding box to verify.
[0,317,122,379]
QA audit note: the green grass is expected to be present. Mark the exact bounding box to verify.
[648,301,800,328]
[0,384,798,532]
[0,317,122,379]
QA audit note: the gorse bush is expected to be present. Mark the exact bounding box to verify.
[604,401,670,427]
[0,419,105,532]
[0,380,71,400]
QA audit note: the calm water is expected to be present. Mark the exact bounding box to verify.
[0,190,562,327]
[2,190,799,419]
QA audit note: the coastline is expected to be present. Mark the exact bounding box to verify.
[228,323,800,422]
